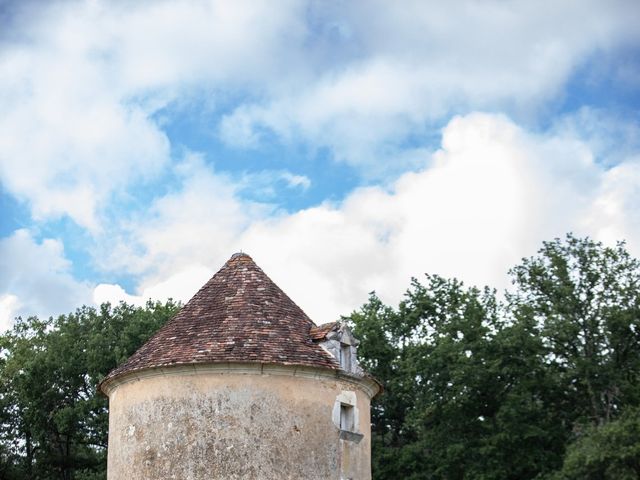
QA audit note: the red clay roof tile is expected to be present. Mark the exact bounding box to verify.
[310,322,338,340]
[102,253,339,388]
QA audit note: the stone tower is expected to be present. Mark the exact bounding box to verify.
[100,253,381,479]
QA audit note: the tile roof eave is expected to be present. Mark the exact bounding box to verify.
[99,358,381,399]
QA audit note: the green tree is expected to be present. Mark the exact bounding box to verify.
[509,234,640,427]
[351,234,640,479]
[552,407,640,479]
[0,300,179,480]
[350,276,546,479]
[348,293,412,478]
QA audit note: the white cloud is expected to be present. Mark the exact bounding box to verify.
[0,295,21,332]
[0,229,92,331]
[236,113,603,320]
[97,113,640,323]
[219,0,640,169]
[93,284,144,308]
[281,172,311,190]
[233,170,311,200]
[94,264,213,307]
[93,154,268,281]
[0,0,308,228]
[552,107,640,167]
[582,159,640,253]
[2,113,633,326]
[2,1,639,324]
[1,0,639,228]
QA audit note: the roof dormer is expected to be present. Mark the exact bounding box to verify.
[311,322,364,376]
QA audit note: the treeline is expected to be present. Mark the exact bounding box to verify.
[349,234,640,479]
[0,301,180,479]
[0,234,639,479]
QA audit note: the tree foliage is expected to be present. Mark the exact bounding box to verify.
[509,234,640,427]
[350,234,640,479]
[552,407,640,480]
[0,301,180,480]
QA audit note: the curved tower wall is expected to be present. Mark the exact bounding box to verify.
[105,363,378,480]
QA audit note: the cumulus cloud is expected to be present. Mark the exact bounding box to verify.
[97,113,640,323]
[94,265,213,307]
[238,113,607,319]
[0,295,21,332]
[582,159,640,251]
[93,154,268,280]
[219,0,640,169]
[0,0,307,228]
[1,0,639,228]
[0,229,92,331]
[2,1,639,324]
[3,112,636,326]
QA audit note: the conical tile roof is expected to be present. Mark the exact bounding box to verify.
[102,253,339,387]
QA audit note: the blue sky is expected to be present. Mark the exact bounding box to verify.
[1,0,639,329]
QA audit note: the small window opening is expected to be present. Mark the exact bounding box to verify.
[340,343,351,371]
[340,403,355,432]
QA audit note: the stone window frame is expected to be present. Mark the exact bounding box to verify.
[340,402,355,431]
[333,391,364,443]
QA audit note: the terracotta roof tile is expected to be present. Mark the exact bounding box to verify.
[310,322,338,340]
[102,253,339,388]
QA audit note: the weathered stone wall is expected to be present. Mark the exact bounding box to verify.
[106,364,375,480]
